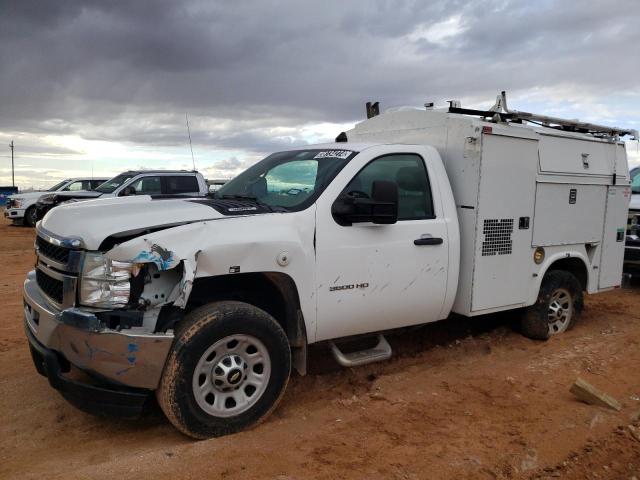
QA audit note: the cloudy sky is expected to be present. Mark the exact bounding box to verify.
[1,0,639,189]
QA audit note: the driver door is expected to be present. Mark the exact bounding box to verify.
[314,148,449,341]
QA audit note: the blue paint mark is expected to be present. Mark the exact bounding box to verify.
[127,343,139,352]
[127,355,137,365]
[132,246,175,270]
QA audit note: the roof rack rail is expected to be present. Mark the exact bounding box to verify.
[448,91,638,140]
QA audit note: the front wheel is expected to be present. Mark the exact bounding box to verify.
[24,206,38,227]
[520,270,583,340]
[157,301,291,439]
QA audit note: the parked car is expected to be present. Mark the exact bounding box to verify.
[22,95,633,439]
[35,170,208,220]
[4,178,107,226]
[624,166,640,272]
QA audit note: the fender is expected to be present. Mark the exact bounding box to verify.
[528,248,591,306]
[105,208,319,344]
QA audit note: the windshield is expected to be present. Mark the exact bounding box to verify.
[95,174,135,194]
[215,149,357,210]
[47,180,71,192]
[632,167,640,194]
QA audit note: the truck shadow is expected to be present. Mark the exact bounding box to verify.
[136,309,519,435]
[306,310,518,375]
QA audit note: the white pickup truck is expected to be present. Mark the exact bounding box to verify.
[23,95,635,439]
[4,177,108,226]
[34,169,209,221]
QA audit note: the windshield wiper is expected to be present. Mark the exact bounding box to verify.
[220,194,288,212]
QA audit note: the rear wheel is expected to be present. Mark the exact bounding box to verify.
[521,270,583,340]
[24,206,38,227]
[157,301,291,439]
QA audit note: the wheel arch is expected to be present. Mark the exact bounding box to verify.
[531,251,590,305]
[186,272,308,375]
[544,257,589,291]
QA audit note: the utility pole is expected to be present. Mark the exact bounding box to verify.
[9,141,14,187]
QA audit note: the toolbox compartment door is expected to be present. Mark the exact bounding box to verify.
[598,185,630,289]
[471,134,537,312]
[538,134,614,178]
[532,183,607,246]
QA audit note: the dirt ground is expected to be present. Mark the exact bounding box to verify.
[1,217,639,480]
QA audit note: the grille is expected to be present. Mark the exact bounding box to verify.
[482,219,514,256]
[36,236,70,264]
[36,268,64,304]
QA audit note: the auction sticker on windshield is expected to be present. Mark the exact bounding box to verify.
[314,150,353,160]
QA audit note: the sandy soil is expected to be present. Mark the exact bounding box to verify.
[0,217,639,479]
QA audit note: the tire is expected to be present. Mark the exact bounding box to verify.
[157,301,291,439]
[520,270,583,340]
[24,206,38,227]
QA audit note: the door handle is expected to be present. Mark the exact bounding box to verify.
[414,236,443,246]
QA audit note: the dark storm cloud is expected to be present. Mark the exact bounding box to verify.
[0,0,639,152]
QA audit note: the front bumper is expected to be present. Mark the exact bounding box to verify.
[26,323,150,417]
[23,270,174,391]
[4,207,25,220]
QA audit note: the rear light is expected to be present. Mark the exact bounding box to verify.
[482,126,493,134]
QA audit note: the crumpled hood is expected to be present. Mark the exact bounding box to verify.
[39,195,225,249]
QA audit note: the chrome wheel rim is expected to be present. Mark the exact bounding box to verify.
[547,288,573,335]
[192,334,271,417]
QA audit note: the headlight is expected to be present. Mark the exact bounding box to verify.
[79,252,140,308]
[12,198,24,208]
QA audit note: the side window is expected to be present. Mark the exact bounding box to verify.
[166,176,199,194]
[64,181,86,191]
[343,154,434,220]
[128,176,162,195]
[90,180,104,190]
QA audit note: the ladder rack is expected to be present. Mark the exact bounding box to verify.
[448,91,638,140]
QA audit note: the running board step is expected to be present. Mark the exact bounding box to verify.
[329,334,392,368]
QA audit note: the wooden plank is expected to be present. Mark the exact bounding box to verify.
[569,378,622,411]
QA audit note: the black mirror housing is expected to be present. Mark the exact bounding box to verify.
[332,180,398,226]
[370,180,398,224]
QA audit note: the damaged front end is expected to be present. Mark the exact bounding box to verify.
[24,227,183,416]
[107,238,198,310]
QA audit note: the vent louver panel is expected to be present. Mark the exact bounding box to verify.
[482,219,514,256]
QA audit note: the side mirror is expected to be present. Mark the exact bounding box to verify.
[332,180,398,226]
[120,186,137,196]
